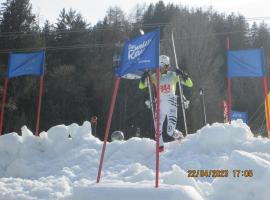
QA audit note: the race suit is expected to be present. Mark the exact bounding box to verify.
[139,71,193,147]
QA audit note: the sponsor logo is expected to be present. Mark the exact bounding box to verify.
[128,39,152,60]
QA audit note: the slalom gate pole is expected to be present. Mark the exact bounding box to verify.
[226,36,232,122]
[171,31,188,135]
[35,76,44,136]
[0,78,8,136]
[228,79,232,122]
[155,68,160,188]
[223,100,229,123]
[263,77,270,138]
[261,47,270,138]
[97,77,120,183]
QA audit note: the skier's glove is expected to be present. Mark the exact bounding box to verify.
[176,69,188,81]
[141,70,149,82]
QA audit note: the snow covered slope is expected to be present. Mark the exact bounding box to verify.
[0,120,269,200]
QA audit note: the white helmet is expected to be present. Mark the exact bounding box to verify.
[159,55,170,68]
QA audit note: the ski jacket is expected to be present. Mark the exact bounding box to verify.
[139,71,193,95]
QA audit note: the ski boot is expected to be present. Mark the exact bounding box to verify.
[172,129,184,141]
[159,146,164,153]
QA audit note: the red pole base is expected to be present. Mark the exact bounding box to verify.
[97,77,120,183]
[263,77,270,138]
[0,78,8,136]
[35,77,44,136]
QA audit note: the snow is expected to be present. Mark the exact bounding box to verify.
[0,120,269,200]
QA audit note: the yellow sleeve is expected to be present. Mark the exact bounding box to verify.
[173,73,180,85]
[139,80,147,89]
[150,73,156,86]
[138,73,157,89]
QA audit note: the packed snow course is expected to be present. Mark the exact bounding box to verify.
[0,120,269,200]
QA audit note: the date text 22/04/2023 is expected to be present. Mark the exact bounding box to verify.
[187,169,253,178]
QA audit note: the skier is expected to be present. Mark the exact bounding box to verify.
[139,55,193,152]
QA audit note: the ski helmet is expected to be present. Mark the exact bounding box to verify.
[111,130,125,141]
[159,55,170,68]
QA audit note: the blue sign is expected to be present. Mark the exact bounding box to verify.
[7,51,45,78]
[231,111,248,123]
[115,28,160,78]
[228,48,265,78]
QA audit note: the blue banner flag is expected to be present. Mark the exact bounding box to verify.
[7,51,45,78]
[231,111,248,123]
[228,48,265,78]
[115,28,160,78]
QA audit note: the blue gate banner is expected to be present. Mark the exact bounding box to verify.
[231,111,248,123]
[115,28,160,77]
[7,51,45,78]
[228,48,265,78]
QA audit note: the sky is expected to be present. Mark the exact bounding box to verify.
[22,0,270,26]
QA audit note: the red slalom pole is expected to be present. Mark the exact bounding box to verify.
[226,36,232,122]
[97,76,120,183]
[228,79,231,122]
[155,68,160,188]
[35,76,44,136]
[0,78,9,136]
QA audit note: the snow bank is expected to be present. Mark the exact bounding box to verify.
[69,181,204,200]
[0,120,269,200]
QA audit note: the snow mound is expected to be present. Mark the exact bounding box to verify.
[0,120,269,200]
[195,120,253,153]
[68,182,204,200]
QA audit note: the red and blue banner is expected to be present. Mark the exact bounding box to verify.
[115,28,160,78]
[228,48,265,77]
[7,51,45,78]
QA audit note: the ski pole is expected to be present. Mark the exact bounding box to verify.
[199,88,207,126]
[147,75,157,131]
[139,29,157,133]
[171,31,188,136]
